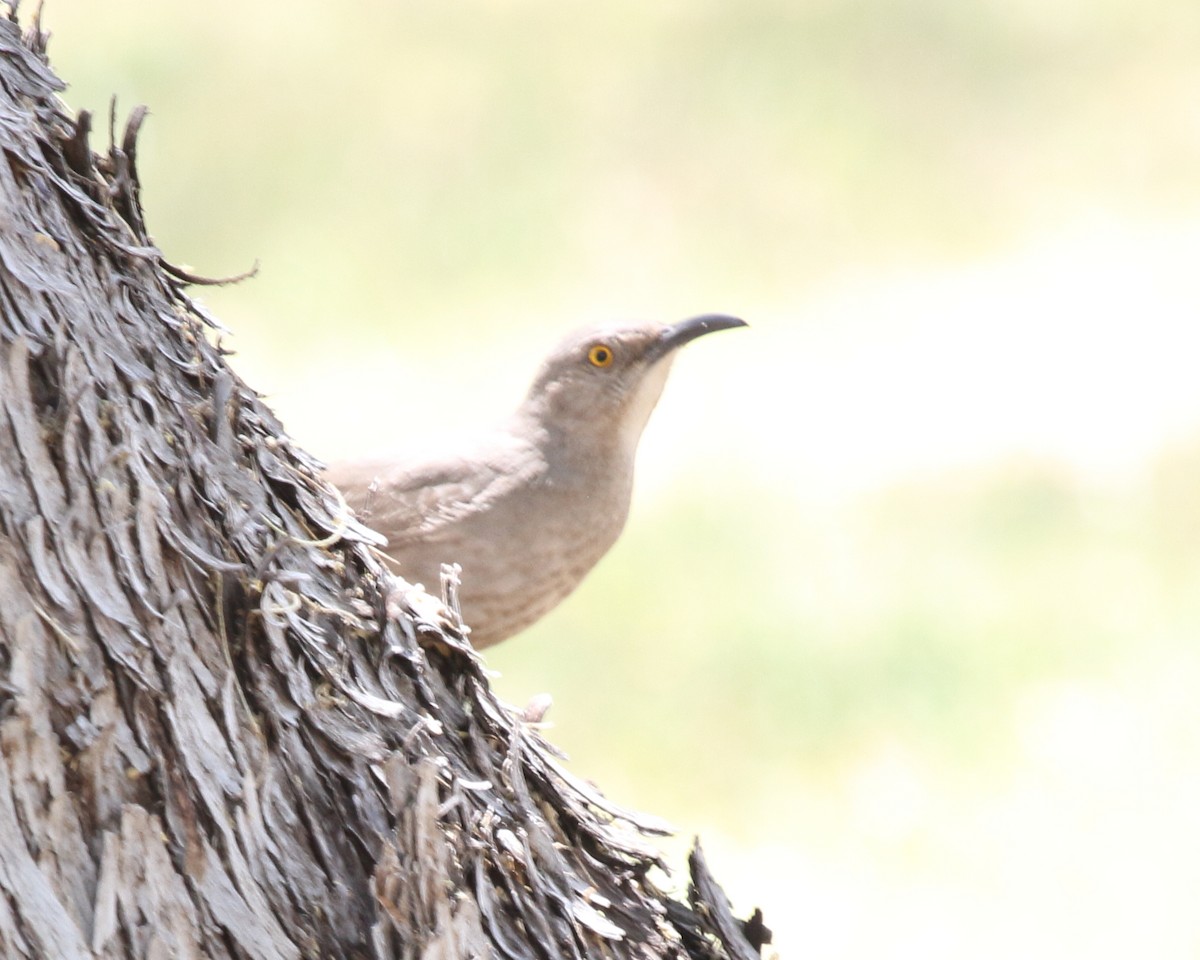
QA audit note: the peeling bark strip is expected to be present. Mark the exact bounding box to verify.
[0,11,764,960]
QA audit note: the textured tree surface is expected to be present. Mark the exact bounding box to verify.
[0,12,767,960]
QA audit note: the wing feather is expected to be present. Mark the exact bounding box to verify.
[326,438,545,550]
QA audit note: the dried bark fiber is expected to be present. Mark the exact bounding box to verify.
[0,12,767,960]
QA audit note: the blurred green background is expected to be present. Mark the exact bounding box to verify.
[46,1,1200,956]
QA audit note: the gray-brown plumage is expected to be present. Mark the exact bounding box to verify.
[327,314,746,648]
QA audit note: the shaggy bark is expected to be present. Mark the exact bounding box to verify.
[0,11,768,960]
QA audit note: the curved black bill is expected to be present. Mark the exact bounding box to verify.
[650,313,747,361]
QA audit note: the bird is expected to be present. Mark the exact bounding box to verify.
[326,314,746,649]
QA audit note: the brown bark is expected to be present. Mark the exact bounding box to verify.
[0,11,767,960]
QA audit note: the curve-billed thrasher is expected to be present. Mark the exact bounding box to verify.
[328,314,745,648]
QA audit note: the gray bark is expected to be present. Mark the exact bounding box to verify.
[0,12,767,960]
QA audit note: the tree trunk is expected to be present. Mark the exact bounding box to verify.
[0,12,766,960]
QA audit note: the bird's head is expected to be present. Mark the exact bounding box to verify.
[518,313,746,460]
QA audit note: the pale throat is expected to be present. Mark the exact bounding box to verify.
[616,356,675,456]
[513,355,677,487]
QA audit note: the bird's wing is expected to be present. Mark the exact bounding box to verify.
[327,441,544,549]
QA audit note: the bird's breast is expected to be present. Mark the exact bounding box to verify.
[452,467,632,645]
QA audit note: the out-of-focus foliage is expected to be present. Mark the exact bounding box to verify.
[46,1,1200,956]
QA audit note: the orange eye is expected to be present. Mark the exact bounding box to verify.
[587,344,615,367]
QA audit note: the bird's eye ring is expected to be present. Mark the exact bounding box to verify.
[587,344,615,368]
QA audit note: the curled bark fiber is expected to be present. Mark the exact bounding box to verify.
[0,12,766,960]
